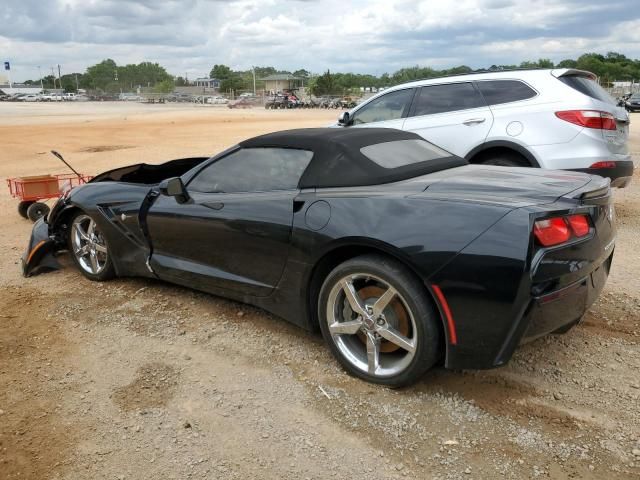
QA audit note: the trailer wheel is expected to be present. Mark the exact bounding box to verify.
[18,201,35,219]
[27,202,50,222]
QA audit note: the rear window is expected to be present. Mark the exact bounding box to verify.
[360,139,452,169]
[477,80,537,105]
[559,76,616,105]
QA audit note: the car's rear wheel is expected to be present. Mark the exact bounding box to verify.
[318,254,441,387]
[68,213,115,281]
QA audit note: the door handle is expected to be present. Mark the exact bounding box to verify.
[293,200,305,213]
[202,202,224,210]
[463,118,486,125]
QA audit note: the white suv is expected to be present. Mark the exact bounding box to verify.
[337,69,633,187]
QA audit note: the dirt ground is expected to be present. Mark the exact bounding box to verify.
[0,102,639,480]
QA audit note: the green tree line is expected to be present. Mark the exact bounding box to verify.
[212,51,640,96]
[21,52,640,95]
[24,59,173,93]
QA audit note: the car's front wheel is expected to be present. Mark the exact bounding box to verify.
[68,213,115,281]
[318,254,441,387]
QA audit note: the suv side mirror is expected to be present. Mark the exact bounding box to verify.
[338,111,351,126]
[159,177,189,204]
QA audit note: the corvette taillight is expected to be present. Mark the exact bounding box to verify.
[555,110,617,130]
[533,214,590,247]
[567,214,590,237]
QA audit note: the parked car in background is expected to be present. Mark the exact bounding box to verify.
[166,93,193,103]
[90,93,118,101]
[227,97,253,109]
[624,93,640,112]
[41,93,63,102]
[20,94,41,102]
[207,96,228,105]
[119,93,143,102]
[336,69,633,187]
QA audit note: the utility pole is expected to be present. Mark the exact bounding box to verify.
[38,66,43,91]
[75,73,79,92]
[57,64,62,91]
[252,67,256,95]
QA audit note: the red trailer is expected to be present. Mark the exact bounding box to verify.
[6,151,92,221]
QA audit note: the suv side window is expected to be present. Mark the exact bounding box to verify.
[188,148,313,193]
[411,82,485,116]
[477,80,537,105]
[352,89,415,125]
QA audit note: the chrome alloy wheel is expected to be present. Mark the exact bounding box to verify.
[326,273,417,378]
[70,214,108,275]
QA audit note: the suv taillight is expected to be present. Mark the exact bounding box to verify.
[589,161,616,169]
[555,110,616,130]
[533,214,590,247]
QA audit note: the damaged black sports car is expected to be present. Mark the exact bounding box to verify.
[23,128,616,386]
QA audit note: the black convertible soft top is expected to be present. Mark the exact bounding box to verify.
[239,128,467,188]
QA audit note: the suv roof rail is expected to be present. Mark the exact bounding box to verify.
[380,68,557,87]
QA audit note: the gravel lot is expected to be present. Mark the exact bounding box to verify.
[0,102,639,479]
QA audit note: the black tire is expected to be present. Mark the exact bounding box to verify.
[67,212,116,281]
[18,200,34,219]
[479,153,529,167]
[318,254,441,387]
[26,202,50,222]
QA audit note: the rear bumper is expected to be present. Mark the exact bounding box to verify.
[569,160,634,188]
[520,252,612,343]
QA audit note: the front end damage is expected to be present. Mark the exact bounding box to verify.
[21,217,62,277]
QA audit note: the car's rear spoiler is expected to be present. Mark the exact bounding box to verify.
[551,68,597,80]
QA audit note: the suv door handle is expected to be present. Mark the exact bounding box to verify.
[202,202,224,210]
[463,118,486,125]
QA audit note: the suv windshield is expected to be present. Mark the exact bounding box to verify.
[559,75,616,105]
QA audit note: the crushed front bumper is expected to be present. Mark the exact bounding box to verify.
[21,217,60,277]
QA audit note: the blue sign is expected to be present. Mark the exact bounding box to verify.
[3,62,9,71]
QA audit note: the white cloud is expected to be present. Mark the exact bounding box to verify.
[0,0,638,81]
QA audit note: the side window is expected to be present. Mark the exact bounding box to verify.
[352,89,414,125]
[411,83,485,116]
[477,80,537,105]
[188,148,313,193]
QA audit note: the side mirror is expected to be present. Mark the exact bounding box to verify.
[338,111,351,126]
[159,177,189,204]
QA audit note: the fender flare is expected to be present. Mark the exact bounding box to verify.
[465,140,540,168]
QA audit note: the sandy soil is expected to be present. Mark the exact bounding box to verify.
[0,102,639,480]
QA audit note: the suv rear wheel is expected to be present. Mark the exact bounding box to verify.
[479,152,529,167]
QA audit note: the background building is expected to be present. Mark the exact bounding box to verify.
[262,74,303,93]
[194,77,220,89]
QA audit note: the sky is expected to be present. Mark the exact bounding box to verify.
[1,0,639,81]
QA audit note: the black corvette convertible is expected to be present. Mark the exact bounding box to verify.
[23,128,615,386]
